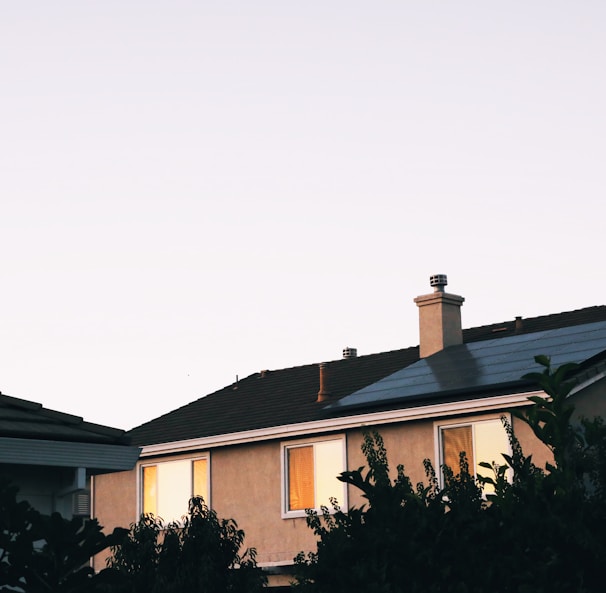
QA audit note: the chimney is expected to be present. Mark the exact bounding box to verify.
[414,274,464,358]
[317,362,331,402]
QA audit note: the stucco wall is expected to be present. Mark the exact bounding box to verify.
[92,467,137,571]
[345,420,434,509]
[211,440,319,566]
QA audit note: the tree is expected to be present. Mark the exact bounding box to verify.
[106,496,266,593]
[293,357,606,593]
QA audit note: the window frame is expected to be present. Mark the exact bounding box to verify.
[280,434,347,519]
[434,413,512,489]
[137,453,210,522]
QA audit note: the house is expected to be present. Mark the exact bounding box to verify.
[92,276,606,588]
[0,392,140,519]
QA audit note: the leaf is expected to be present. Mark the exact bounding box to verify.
[534,354,552,368]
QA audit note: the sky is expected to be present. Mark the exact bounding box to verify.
[1,1,605,430]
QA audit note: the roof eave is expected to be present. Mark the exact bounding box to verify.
[138,391,540,456]
[0,437,141,473]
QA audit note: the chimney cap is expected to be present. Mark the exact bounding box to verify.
[429,274,448,292]
[343,347,357,359]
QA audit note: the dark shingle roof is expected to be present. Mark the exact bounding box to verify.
[129,306,606,446]
[0,393,132,445]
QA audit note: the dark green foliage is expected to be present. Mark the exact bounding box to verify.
[106,496,266,593]
[293,356,606,593]
[0,478,125,593]
[0,478,36,591]
[2,488,264,593]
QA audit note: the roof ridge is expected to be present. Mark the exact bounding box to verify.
[462,305,606,343]
[0,393,128,441]
[138,305,606,412]
[0,393,43,411]
[464,305,606,332]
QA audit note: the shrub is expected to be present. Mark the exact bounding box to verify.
[106,496,266,593]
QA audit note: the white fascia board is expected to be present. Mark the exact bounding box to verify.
[140,391,541,457]
[569,369,606,396]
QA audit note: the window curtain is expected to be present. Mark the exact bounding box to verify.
[142,465,158,515]
[193,459,208,504]
[442,426,474,475]
[288,446,314,510]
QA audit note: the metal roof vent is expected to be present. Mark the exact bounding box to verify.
[343,347,357,359]
[429,274,448,292]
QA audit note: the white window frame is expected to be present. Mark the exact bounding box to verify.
[137,453,210,522]
[434,413,512,489]
[281,434,347,519]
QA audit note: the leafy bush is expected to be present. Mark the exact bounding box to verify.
[1,488,265,593]
[106,496,266,593]
[293,357,606,593]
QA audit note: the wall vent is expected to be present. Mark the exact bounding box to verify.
[72,491,91,517]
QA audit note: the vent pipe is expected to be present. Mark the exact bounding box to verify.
[317,362,331,402]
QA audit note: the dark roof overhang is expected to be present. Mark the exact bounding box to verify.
[0,437,141,473]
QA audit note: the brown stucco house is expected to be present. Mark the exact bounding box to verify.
[0,393,140,519]
[92,276,606,588]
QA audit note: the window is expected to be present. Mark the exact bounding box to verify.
[141,457,208,522]
[282,436,346,517]
[437,417,511,491]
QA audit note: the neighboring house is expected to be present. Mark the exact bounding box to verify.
[0,393,140,519]
[93,276,606,589]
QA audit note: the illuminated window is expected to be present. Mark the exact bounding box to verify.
[438,417,511,491]
[282,437,346,517]
[141,457,208,522]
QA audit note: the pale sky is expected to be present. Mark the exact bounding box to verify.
[1,1,605,430]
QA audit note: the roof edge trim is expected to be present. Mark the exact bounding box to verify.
[570,367,606,396]
[0,437,141,472]
[139,391,541,457]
